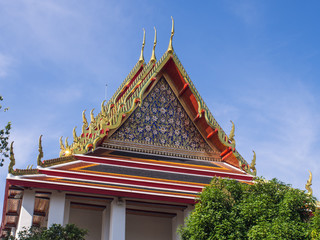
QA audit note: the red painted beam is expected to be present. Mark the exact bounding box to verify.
[74,155,253,181]
[39,169,203,193]
[220,147,232,157]
[207,129,218,139]
[0,181,9,235]
[179,83,189,97]
[7,179,196,205]
[222,151,234,161]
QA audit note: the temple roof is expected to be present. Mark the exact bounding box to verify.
[54,25,255,175]
[2,19,257,236]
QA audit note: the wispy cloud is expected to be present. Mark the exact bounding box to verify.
[0,53,13,78]
[226,0,262,26]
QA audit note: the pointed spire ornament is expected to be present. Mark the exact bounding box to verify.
[150,27,157,63]
[167,16,174,53]
[138,28,146,63]
[305,170,313,196]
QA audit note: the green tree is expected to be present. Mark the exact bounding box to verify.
[0,95,11,166]
[179,177,319,240]
[4,224,87,240]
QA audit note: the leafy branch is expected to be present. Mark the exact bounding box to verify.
[0,95,11,167]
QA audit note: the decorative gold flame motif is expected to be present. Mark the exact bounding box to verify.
[305,170,313,196]
[8,141,15,174]
[90,109,95,123]
[250,150,256,176]
[73,127,78,142]
[101,100,106,117]
[37,135,44,166]
[228,120,235,146]
[82,110,88,134]
[59,136,65,151]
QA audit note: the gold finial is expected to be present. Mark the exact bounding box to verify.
[150,27,157,63]
[250,150,257,176]
[228,120,235,146]
[138,28,146,63]
[8,141,15,174]
[37,135,43,166]
[167,16,174,53]
[90,108,95,123]
[305,170,313,196]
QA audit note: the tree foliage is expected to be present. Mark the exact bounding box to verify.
[5,224,87,240]
[0,95,11,166]
[179,178,320,240]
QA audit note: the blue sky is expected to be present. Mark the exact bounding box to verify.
[0,0,320,218]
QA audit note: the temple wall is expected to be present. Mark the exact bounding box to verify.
[68,207,102,240]
[126,213,172,240]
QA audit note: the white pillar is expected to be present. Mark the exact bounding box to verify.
[47,192,66,226]
[16,189,35,236]
[172,211,184,240]
[109,198,126,240]
[10,227,16,237]
[63,199,71,225]
[101,205,110,240]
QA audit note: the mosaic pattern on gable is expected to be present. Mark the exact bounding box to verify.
[110,78,213,153]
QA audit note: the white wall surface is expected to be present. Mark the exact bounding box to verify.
[126,214,172,240]
[68,207,102,240]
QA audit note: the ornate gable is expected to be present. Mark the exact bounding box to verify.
[106,78,220,161]
[47,19,255,175]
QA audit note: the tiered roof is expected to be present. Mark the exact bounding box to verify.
[2,19,257,235]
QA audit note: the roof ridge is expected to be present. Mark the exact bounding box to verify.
[106,60,143,108]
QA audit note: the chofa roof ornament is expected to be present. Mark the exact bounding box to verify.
[167,16,174,54]
[150,27,157,63]
[138,28,146,64]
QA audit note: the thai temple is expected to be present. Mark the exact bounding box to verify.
[1,19,259,240]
